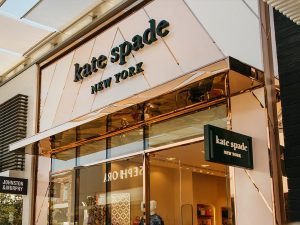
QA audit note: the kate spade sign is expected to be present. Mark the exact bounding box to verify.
[204,125,253,169]
[0,176,28,195]
[73,19,170,94]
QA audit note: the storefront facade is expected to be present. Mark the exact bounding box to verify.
[7,0,283,224]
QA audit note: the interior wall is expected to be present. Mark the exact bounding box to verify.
[230,88,275,225]
[192,173,228,225]
[150,165,227,225]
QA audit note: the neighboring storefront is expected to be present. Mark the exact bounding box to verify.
[0,65,38,225]
[8,0,282,225]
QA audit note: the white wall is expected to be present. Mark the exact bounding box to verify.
[39,0,224,132]
[230,88,275,225]
[0,65,38,225]
[184,0,263,70]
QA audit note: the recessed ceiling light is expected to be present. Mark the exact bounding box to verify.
[166,157,176,161]
[200,170,203,173]
[186,167,190,170]
[201,164,210,167]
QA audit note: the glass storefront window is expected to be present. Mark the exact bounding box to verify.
[44,73,230,225]
[149,142,232,225]
[109,104,143,132]
[109,128,144,158]
[148,104,227,148]
[49,170,76,225]
[77,117,107,140]
[78,155,143,225]
[77,140,106,166]
[51,148,76,173]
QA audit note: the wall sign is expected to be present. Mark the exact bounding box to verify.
[73,19,170,94]
[204,125,253,169]
[0,176,28,195]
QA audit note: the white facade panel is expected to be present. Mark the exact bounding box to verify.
[0,65,38,137]
[40,63,56,116]
[40,0,224,131]
[145,0,224,73]
[40,52,74,131]
[231,90,275,225]
[184,0,263,70]
[52,40,95,127]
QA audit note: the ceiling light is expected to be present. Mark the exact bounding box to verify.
[201,164,210,168]
[166,157,176,161]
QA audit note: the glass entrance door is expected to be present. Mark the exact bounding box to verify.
[149,141,232,225]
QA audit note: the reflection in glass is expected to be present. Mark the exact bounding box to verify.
[109,129,143,158]
[77,117,107,140]
[145,74,226,120]
[49,171,75,225]
[148,104,227,148]
[77,140,106,166]
[51,148,76,173]
[78,164,106,225]
[78,156,143,225]
[109,104,143,132]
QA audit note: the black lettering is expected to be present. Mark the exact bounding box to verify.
[74,63,83,82]
[114,73,121,83]
[91,57,98,73]
[128,66,136,77]
[97,81,104,91]
[91,84,97,94]
[156,20,170,37]
[119,41,132,65]
[97,55,107,69]
[132,35,144,51]
[82,63,92,77]
[121,70,129,80]
[110,47,120,63]
[136,62,144,74]
[103,77,112,88]
[143,19,157,45]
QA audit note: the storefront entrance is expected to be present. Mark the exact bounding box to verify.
[35,73,240,225]
[49,141,232,225]
[149,142,232,225]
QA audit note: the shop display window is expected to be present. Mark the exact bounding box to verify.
[51,148,76,173]
[149,142,232,225]
[148,104,227,148]
[40,73,227,155]
[77,139,106,166]
[49,171,75,225]
[109,128,144,158]
[78,155,143,225]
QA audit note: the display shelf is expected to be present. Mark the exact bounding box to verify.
[197,204,214,225]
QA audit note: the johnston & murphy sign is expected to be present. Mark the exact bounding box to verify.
[0,176,28,195]
[204,124,253,169]
[73,19,170,94]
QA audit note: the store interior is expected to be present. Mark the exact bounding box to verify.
[50,141,232,225]
[149,141,232,225]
